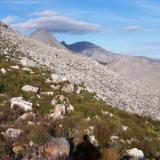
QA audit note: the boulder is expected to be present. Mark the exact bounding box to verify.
[0,68,6,74]
[51,74,68,83]
[67,104,74,112]
[20,57,36,67]
[2,128,23,141]
[62,84,74,93]
[39,137,70,159]
[49,104,65,120]
[10,65,20,70]
[21,85,39,93]
[76,87,83,94]
[54,104,66,115]
[50,84,61,90]
[126,148,144,159]
[10,97,33,112]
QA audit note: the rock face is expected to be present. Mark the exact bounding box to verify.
[1,28,160,119]
[62,41,120,64]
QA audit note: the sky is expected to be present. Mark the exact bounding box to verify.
[1,0,160,58]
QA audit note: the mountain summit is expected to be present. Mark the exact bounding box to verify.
[62,41,120,64]
[29,29,66,49]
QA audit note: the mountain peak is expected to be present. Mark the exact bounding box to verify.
[29,29,66,49]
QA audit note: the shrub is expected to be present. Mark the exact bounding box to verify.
[101,147,119,160]
[30,125,50,145]
[95,120,111,146]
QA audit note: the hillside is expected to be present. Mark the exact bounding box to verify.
[1,44,160,159]
[62,41,120,64]
[107,55,160,92]
[1,26,160,121]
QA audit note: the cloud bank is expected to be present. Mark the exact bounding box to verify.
[11,10,102,34]
[123,26,144,32]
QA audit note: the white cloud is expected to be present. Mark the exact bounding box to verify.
[12,10,102,34]
[123,26,144,32]
[2,16,17,25]
[32,10,57,17]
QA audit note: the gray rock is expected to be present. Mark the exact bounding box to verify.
[39,137,70,159]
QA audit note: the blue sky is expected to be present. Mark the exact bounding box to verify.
[1,0,160,58]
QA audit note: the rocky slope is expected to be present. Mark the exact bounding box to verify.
[1,49,160,160]
[62,41,120,64]
[29,29,66,49]
[107,55,160,93]
[0,27,160,120]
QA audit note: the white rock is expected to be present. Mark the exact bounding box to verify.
[20,57,36,67]
[89,135,98,146]
[10,97,33,112]
[85,126,95,135]
[76,87,82,94]
[45,78,53,83]
[51,99,57,106]
[41,92,54,96]
[28,121,35,126]
[102,110,113,117]
[126,148,144,158]
[122,126,128,131]
[29,141,34,147]
[22,67,34,74]
[110,136,119,142]
[51,74,68,83]
[4,128,23,140]
[67,104,74,112]
[49,104,66,120]
[50,84,61,90]
[49,111,63,120]
[0,68,6,74]
[54,104,66,115]
[10,65,19,70]
[62,84,74,93]
[21,85,39,93]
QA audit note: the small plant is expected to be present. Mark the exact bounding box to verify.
[101,147,119,160]
[30,125,50,145]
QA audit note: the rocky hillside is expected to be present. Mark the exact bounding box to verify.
[107,55,160,93]
[1,45,160,160]
[29,29,66,49]
[1,26,160,120]
[61,41,120,64]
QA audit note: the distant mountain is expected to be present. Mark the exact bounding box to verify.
[107,55,160,91]
[62,41,120,64]
[29,29,66,49]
